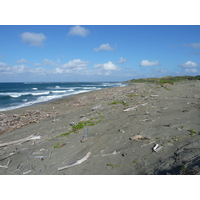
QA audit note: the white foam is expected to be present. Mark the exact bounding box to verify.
[32,88,38,90]
[0,92,30,98]
[51,90,67,93]
[31,91,50,96]
[83,87,97,90]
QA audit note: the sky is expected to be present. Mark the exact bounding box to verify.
[0,25,200,82]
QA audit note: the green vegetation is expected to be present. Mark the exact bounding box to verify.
[180,164,198,175]
[72,121,85,132]
[53,141,63,148]
[126,94,141,97]
[172,136,179,142]
[109,100,128,106]
[188,129,197,136]
[56,114,105,137]
[56,132,71,138]
[107,163,120,168]
[125,75,200,85]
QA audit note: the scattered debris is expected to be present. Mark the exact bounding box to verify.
[0,159,11,169]
[150,95,158,97]
[92,105,102,111]
[58,152,91,171]
[129,135,149,141]
[0,110,58,134]
[153,144,163,152]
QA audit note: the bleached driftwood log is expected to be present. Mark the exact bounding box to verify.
[0,151,19,161]
[123,103,148,112]
[0,135,41,148]
[58,152,91,171]
[101,151,120,157]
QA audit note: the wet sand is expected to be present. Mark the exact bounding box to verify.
[0,80,200,175]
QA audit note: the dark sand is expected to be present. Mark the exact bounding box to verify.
[0,81,200,175]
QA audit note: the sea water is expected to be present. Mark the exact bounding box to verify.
[0,82,126,111]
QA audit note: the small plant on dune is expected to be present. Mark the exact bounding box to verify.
[53,141,62,148]
[56,132,71,138]
[188,129,197,136]
[109,100,128,106]
[72,121,85,132]
[126,94,141,97]
[56,114,105,137]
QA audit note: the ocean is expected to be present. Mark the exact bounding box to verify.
[0,82,126,111]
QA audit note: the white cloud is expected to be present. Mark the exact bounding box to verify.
[0,62,29,75]
[15,58,28,63]
[0,62,7,67]
[55,59,89,73]
[34,63,41,66]
[20,32,47,47]
[94,61,120,71]
[94,43,114,52]
[185,68,198,73]
[43,58,56,66]
[180,61,198,68]
[140,60,160,67]
[0,62,11,74]
[116,57,127,63]
[190,43,200,48]
[12,65,27,73]
[68,25,90,37]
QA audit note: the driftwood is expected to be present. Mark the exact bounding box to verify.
[0,135,41,148]
[123,103,148,112]
[129,135,149,141]
[0,151,19,161]
[0,159,11,168]
[58,152,91,171]
[0,110,58,134]
[81,126,88,143]
[23,170,32,175]
[101,151,120,157]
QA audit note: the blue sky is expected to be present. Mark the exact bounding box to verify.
[0,25,200,82]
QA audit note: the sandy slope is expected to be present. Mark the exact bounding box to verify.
[0,81,200,175]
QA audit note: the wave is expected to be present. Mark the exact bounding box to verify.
[31,91,51,96]
[0,82,126,111]
[51,90,67,93]
[0,92,30,98]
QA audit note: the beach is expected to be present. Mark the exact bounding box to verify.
[0,80,200,175]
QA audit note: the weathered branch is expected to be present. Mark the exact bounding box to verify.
[123,103,148,112]
[58,152,91,171]
[0,135,41,148]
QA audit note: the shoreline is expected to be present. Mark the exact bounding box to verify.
[0,82,127,113]
[0,80,200,175]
